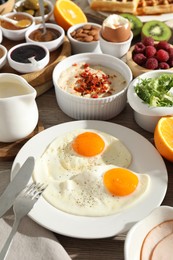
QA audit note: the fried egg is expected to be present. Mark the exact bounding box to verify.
[39,165,150,216]
[32,129,132,184]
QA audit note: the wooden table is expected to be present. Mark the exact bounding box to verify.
[0,87,172,260]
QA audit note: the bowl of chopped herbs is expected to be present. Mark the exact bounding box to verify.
[127,70,173,133]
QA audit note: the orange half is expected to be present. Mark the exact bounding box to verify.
[54,0,87,31]
[154,116,173,162]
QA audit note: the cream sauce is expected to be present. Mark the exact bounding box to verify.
[58,63,127,98]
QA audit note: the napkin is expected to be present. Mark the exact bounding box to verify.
[0,170,71,260]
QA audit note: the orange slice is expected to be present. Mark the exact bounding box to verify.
[154,116,173,162]
[54,0,88,31]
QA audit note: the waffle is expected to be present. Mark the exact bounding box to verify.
[90,0,140,14]
[136,0,173,15]
[90,0,173,15]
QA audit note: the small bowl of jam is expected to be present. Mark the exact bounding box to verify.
[7,42,50,73]
[0,44,7,69]
[0,12,35,41]
[25,23,65,52]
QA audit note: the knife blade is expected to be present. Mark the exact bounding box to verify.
[0,156,35,218]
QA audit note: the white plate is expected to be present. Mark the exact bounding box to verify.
[88,0,173,22]
[11,120,168,239]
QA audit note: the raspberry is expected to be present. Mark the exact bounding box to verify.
[145,46,157,58]
[134,42,146,53]
[168,47,173,58]
[145,58,158,69]
[156,41,170,51]
[158,62,170,69]
[156,49,169,62]
[142,36,154,46]
[168,57,173,67]
[133,53,147,65]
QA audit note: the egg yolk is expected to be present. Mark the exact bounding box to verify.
[103,168,139,196]
[72,132,105,157]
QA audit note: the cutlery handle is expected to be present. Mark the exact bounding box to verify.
[0,218,20,260]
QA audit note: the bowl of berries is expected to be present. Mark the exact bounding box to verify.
[126,36,173,78]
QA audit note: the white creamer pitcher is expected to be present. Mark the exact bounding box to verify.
[0,73,39,142]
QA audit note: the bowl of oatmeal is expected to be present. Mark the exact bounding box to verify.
[52,53,132,120]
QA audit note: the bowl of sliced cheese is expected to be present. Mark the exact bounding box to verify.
[124,206,173,260]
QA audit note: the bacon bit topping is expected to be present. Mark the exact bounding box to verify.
[74,63,112,98]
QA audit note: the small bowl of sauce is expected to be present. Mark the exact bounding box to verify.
[25,23,65,52]
[7,42,49,73]
[0,44,7,69]
[0,12,35,40]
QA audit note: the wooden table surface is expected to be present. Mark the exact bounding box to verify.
[0,87,173,260]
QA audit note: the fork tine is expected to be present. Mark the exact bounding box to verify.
[25,183,47,199]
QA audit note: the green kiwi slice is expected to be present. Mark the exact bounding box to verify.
[142,21,172,41]
[120,13,143,37]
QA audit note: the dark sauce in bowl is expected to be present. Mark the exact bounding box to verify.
[11,44,46,63]
[29,28,61,42]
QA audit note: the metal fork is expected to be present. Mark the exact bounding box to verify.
[0,183,47,260]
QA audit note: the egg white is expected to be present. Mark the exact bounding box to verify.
[32,129,132,184]
[40,165,150,216]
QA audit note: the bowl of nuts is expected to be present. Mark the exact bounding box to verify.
[67,22,101,54]
[126,36,173,78]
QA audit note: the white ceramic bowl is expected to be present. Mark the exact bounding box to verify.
[1,12,35,41]
[0,28,2,43]
[124,206,173,260]
[8,42,49,73]
[0,44,7,70]
[53,53,132,120]
[67,22,101,54]
[127,70,173,133]
[25,23,65,52]
[14,0,53,24]
[99,31,133,58]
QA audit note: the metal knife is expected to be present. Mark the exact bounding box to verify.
[0,157,35,218]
